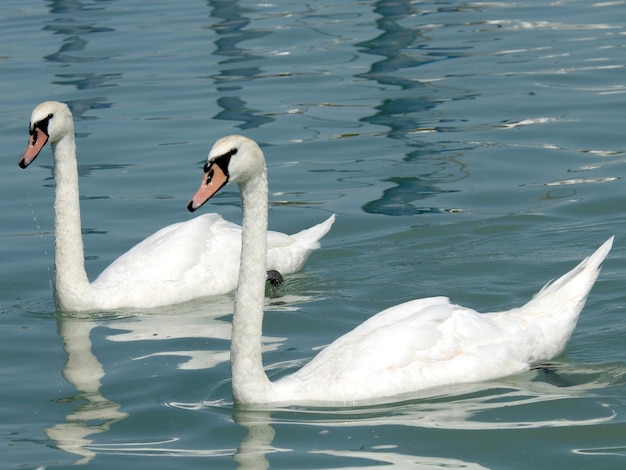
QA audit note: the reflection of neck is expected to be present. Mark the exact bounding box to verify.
[52,135,90,310]
[233,408,274,470]
[46,317,128,464]
[230,169,273,404]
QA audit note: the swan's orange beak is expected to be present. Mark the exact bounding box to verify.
[187,160,229,212]
[19,127,49,169]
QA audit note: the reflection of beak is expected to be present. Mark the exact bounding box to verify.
[187,160,229,212]
[19,127,49,169]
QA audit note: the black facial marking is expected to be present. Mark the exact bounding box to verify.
[30,113,53,142]
[207,147,238,179]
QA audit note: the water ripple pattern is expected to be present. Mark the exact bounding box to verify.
[2,0,626,469]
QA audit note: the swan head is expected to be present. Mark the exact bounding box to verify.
[187,135,265,212]
[19,101,74,169]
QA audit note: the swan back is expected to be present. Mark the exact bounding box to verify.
[274,238,614,404]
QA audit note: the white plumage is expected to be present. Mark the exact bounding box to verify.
[18,101,334,311]
[189,134,612,406]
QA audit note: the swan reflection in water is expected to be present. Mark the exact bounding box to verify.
[45,294,306,464]
[45,316,128,465]
[78,369,619,469]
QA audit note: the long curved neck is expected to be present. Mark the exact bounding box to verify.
[230,168,273,403]
[51,134,90,310]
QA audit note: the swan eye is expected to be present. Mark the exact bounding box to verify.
[205,168,215,185]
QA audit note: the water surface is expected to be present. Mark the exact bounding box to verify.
[2,0,626,468]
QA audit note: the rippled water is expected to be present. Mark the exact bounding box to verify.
[2,0,626,468]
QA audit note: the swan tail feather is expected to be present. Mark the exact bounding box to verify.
[531,236,613,304]
[487,237,614,364]
[290,214,336,249]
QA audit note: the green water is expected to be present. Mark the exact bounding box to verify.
[2,0,626,468]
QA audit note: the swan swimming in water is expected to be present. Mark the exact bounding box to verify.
[18,101,334,312]
[188,134,613,405]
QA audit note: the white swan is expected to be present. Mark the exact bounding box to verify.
[18,101,334,312]
[188,134,613,405]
